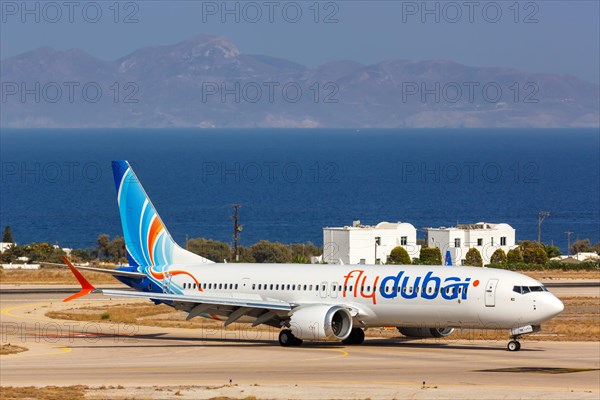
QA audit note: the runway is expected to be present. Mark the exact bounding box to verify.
[1,292,599,399]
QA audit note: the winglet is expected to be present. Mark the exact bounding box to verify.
[62,256,96,302]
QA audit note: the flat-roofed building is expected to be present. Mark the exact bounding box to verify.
[323,221,421,265]
[425,222,516,266]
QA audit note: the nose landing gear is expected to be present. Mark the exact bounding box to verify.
[507,339,521,352]
[507,325,540,351]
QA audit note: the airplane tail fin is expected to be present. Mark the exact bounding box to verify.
[111,160,214,266]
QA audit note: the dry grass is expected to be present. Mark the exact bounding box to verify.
[367,296,600,342]
[0,386,88,400]
[0,268,119,285]
[46,295,599,342]
[523,270,600,280]
[45,302,268,332]
[0,344,28,355]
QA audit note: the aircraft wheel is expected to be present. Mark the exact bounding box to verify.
[507,340,521,351]
[279,329,293,347]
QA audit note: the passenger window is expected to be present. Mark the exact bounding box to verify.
[349,285,353,292]
[235,284,238,290]
[270,284,273,290]
[303,285,307,291]
[292,285,296,290]
[367,286,371,292]
[309,285,313,291]
[252,284,255,290]
[219,284,222,290]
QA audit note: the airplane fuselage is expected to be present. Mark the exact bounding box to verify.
[123,263,564,330]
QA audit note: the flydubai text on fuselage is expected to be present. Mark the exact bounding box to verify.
[62,160,564,351]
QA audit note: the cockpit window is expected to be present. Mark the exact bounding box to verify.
[513,285,548,294]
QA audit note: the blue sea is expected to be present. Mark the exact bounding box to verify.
[1,129,598,253]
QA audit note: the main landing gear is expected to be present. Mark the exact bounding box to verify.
[278,329,303,347]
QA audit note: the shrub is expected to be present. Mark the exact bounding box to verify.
[507,247,523,263]
[187,238,231,262]
[464,248,483,267]
[250,240,292,263]
[523,247,548,265]
[544,245,562,259]
[490,248,507,264]
[388,246,411,265]
[419,247,442,265]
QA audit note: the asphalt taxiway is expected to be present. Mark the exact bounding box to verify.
[1,291,598,399]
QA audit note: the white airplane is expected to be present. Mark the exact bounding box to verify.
[62,160,564,351]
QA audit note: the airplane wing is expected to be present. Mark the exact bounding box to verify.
[62,256,291,327]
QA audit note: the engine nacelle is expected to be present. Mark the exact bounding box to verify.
[289,305,353,341]
[397,327,455,338]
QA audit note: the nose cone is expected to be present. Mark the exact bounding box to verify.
[546,295,564,319]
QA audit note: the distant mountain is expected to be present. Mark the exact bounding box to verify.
[1,34,598,128]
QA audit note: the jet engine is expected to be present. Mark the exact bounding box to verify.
[289,305,353,341]
[397,327,455,338]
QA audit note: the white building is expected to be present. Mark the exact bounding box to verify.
[0,242,15,253]
[425,222,516,266]
[551,252,600,262]
[323,221,421,265]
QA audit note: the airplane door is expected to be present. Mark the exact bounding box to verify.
[162,273,172,294]
[485,279,499,307]
[330,282,339,299]
[319,281,328,299]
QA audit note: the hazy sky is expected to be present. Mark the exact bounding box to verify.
[1,1,599,83]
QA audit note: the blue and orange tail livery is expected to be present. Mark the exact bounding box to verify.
[111,161,213,266]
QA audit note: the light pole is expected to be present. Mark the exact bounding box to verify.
[565,231,574,256]
[537,211,550,243]
[374,236,381,264]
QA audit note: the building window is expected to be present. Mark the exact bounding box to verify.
[477,238,483,246]
[401,236,407,245]
[454,238,461,247]
[500,236,507,246]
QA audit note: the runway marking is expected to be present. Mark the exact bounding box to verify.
[1,344,71,359]
[295,348,349,362]
[1,303,48,320]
